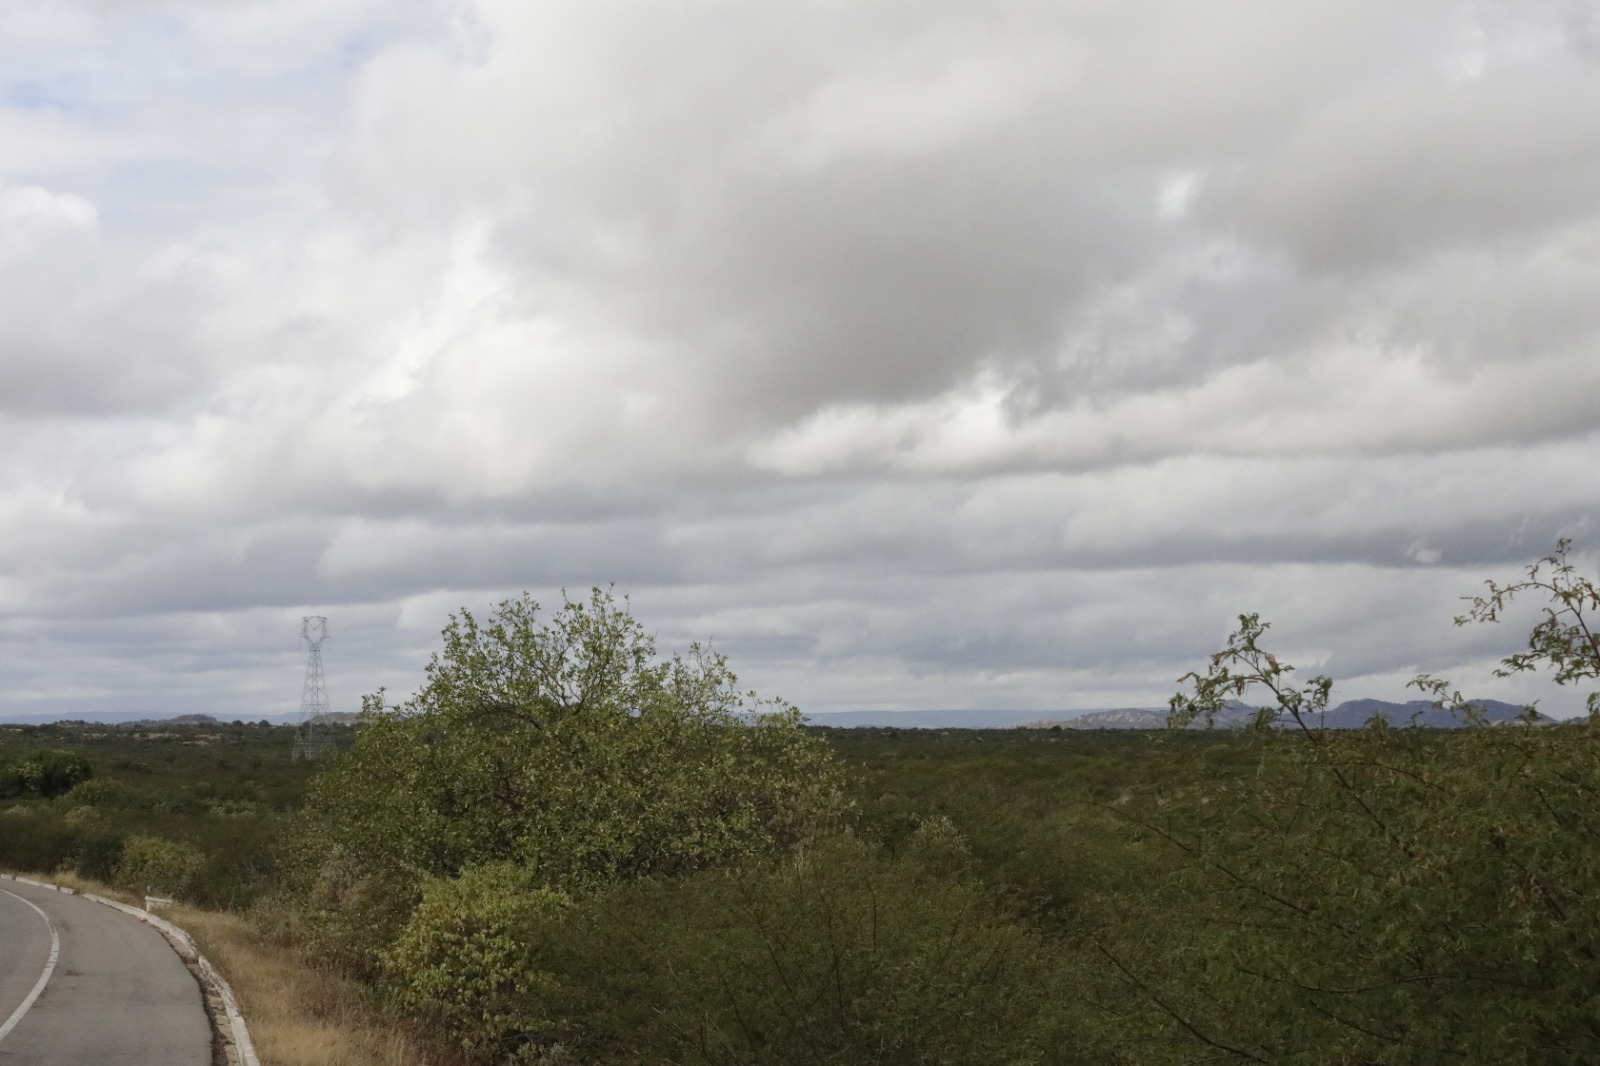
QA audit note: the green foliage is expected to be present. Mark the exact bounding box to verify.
[0,748,93,798]
[72,829,125,882]
[0,720,309,906]
[382,863,571,1060]
[514,832,1060,1066]
[833,726,1254,933]
[61,776,151,810]
[293,852,422,976]
[294,588,846,969]
[1097,725,1600,1063]
[1108,552,1600,1063]
[1451,537,1600,715]
[1168,612,1333,733]
[116,833,206,898]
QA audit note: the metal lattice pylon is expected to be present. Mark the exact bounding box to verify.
[292,616,331,761]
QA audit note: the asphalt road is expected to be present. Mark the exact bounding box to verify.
[0,880,211,1065]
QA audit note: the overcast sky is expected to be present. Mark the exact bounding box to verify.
[2,0,1598,722]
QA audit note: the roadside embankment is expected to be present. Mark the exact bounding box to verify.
[1,870,445,1066]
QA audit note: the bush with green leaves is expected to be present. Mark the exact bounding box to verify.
[0,749,92,799]
[293,588,846,969]
[59,777,150,810]
[382,863,572,1061]
[116,834,206,899]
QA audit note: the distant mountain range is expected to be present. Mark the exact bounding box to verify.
[2,703,1549,730]
[1022,698,1548,730]
[802,700,1550,731]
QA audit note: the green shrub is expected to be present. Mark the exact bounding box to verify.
[73,830,125,882]
[0,749,93,799]
[382,863,571,1061]
[60,777,150,810]
[534,833,1058,1066]
[293,849,424,977]
[115,834,206,899]
[0,811,76,873]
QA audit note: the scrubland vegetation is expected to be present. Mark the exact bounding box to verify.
[0,717,314,905]
[3,547,1599,1065]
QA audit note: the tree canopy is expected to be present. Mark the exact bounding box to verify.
[293,588,845,967]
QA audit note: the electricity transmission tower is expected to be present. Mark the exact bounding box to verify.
[292,616,331,761]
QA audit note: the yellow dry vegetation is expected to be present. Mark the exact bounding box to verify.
[168,903,451,1066]
[27,869,137,901]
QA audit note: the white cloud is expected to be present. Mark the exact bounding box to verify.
[1155,171,1199,220]
[751,36,1078,172]
[0,184,97,230]
[1,0,1599,720]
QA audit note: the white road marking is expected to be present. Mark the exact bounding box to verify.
[0,888,60,1045]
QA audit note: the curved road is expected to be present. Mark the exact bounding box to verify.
[0,880,210,1065]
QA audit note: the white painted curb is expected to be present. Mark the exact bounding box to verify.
[0,873,260,1066]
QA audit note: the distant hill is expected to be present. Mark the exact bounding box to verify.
[303,711,361,725]
[1022,707,1163,730]
[808,705,1266,730]
[109,713,272,729]
[1020,698,1549,730]
[1314,699,1546,728]
[1026,701,1260,730]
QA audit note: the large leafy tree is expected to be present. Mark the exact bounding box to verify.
[293,588,844,967]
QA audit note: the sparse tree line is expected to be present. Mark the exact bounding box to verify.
[3,548,1599,1063]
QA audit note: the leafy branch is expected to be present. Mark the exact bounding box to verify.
[1452,539,1600,716]
[1168,613,1333,738]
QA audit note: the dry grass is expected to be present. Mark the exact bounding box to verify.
[6,867,450,1066]
[30,868,143,904]
[168,903,455,1066]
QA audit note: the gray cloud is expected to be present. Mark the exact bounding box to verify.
[1,0,1598,722]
